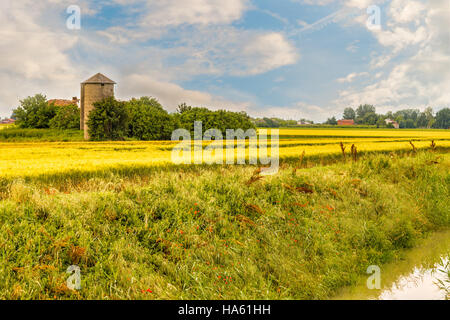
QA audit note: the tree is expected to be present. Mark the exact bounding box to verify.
[355,104,376,124]
[126,97,174,140]
[262,118,280,128]
[12,94,57,128]
[177,103,192,114]
[173,106,255,134]
[325,116,337,125]
[404,119,416,128]
[424,107,435,128]
[343,107,356,120]
[394,109,420,125]
[433,108,450,129]
[49,104,80,129]
[356,104,376,118]
[376,117,386,128]
[87,97,128,141]
[416,112,428,128]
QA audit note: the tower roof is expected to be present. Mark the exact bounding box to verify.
[82,73,116,84]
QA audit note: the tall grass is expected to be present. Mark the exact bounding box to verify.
[0,150,448,299]
[0,128,83,142]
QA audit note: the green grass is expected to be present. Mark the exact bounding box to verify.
[0,128,83,142]
[0,151,448,299]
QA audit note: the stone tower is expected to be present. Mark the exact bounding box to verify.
[80,73,116,140]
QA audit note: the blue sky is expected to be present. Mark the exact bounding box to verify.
[0,0,449,122]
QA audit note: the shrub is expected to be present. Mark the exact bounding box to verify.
[87,97,128,141]
[126,97,174,140]
[172,104,255,135]
[49,105,80,130]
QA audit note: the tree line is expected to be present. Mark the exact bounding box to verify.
[12,94,255,141]
[253,117,314,128]
[325,104,450,129]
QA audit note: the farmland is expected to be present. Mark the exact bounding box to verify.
[0,128,449,178]
[0,128,448,299]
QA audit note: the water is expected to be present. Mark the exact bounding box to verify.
[378,257,448,300]
[334,231,450,300]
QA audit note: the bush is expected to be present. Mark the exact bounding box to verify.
[173,104,255,135]
[49,105,80,130]
[87,97,128,141]
[126,97,174,140]
[12,94,57,129]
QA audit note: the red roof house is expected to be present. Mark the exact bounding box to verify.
[337,119,355,126]
[48,97,79,107]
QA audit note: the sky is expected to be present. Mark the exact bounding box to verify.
[0,0,449,122]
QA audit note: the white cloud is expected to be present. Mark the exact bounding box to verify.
[388,0,426,25]
[336,0,450,113]
[99,26,299,77]
[237,33,299,75]
[0,0,83,116]
[117,74,251,112]
[253,102,332,123]
[337,72,369,83]
[141,0,249,27]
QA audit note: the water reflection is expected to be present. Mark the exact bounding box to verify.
[334,231,450,300]
[378,257,449,300]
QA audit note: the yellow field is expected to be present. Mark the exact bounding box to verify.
[0,124,14,130]
[0,128,448,178]
[274,128,450,139]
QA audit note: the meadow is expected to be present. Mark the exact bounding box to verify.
[0,128,448,299]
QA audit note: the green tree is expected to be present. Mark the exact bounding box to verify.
[12,94,57,128]
[87,97,128,141]
[173,105,255,135]
[343,107,356,120]
[356,104,375,118]
[126,97,174,140]
[394,109,420,125]
[416,112,428,128]
[376,117,386,128]
[49,104,80,129]
[259,118,280,128]
[424,107,435,128]
[355,104,376,124]
[433,108,450,129]
[325,116,337,125]
[176,103,192,114]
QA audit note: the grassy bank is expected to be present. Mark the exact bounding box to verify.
[0,151,448,299]
[0,128,83,142]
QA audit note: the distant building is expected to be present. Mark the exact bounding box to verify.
[80,73,116,140]
[297,120,313,125]
[48,97,79,107]
[0,118,15,124]
[337,119,355,126]
[385,119,400,129]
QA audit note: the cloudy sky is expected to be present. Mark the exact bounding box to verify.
[0,0,449,122]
